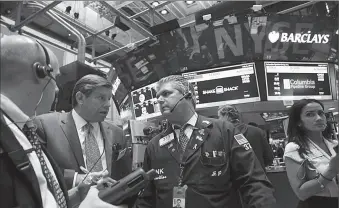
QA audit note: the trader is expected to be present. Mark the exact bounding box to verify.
[218,105,274,169]
[0,34,123,208]
[135,75,276,208]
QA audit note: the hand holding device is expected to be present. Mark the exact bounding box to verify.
[98,168,156,205]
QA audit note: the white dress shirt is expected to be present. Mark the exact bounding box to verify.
[72,110,107,186]
[4,115,59,208]
[173,113,198,141]
[284,139,339,198]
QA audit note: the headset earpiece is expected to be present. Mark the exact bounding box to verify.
[34,40,53,79]
[34,62,53,79]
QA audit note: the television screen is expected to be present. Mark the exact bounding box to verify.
[131,82,161,120]
[182,62,260,108]
[111,72,129,108]
[265,62,332,101]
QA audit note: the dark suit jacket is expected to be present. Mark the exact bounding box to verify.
[33,112,131,189]
[235,123,274,169]
[0,110,70,208]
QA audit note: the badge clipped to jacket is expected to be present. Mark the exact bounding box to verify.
[173,185,188,208]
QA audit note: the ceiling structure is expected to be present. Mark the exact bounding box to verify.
[0,1,338,66]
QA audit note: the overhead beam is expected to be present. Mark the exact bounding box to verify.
[39,1,125,51]
[101,1,155,39]
[85,21,116,41]
[92,37,150,61]
[141,1,167,22]
[130,2,171,19]
[10,1,61,32]
[277,1,317,14]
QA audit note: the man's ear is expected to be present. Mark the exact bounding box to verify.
[75,91,84,105]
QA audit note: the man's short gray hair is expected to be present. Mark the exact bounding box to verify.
[156,75,196,108]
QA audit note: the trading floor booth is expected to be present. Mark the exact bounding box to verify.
[110,13,338,208]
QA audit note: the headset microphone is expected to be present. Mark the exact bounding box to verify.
[170,92,192,113]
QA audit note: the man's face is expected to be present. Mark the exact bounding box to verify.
[156,82,184,116]
[77,86,112,122]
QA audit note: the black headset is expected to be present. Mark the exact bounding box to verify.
[33,40,54,79]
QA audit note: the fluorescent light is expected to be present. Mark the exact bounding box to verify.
[333,112,338,115]
[160,9,169,15]
[185,1,195,5]
[151,1,160,7]
[328,107,336,111]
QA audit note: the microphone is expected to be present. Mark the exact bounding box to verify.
[170,92,191,113]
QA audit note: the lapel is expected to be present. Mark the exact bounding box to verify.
[160,125,181,164]
[0,111,43,206]
[181,116,212,163]
[99,122,112,174]
[60,112,85,168]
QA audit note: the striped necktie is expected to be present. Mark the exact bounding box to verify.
[23,121,67,208]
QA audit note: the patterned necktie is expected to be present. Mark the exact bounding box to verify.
[83,123,103,172]
[179,124,190,152]
[23,121,67,208]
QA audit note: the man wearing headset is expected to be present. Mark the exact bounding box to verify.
[135,75,276,208]
[0,35,123,208]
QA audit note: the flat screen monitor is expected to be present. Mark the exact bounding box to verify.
[265,62,332,101]
[182,63,260,109]
[131,82,161,120]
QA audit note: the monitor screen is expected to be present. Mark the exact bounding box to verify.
[111,73,129,108]
[131,82,161,120]
[182,63,260,108]
[265,62,332,101]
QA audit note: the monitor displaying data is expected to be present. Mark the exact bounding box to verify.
[131,82,161,120]
[182,63,260,108]
[265,62,332,101]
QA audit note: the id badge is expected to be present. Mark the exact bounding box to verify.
[173,185,187,208]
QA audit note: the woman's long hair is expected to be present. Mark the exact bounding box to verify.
[287,99,327,158]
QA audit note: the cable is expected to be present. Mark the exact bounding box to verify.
[79,128,107,185]
[33,77,52,117]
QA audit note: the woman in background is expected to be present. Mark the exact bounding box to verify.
[284,99,339,208]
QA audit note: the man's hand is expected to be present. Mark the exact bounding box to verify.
[78,186,128,208]
[76,168,110,186]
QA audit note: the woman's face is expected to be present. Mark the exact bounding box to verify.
[300,102,327,132]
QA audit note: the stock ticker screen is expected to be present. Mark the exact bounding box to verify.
[182,63,260,108]
[131,82,161,120]
[265,62,332,101]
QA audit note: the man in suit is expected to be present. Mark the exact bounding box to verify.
[135,75,276,208]
[218,105,274,169]
[33,74,131,190]
[0,35,122,208]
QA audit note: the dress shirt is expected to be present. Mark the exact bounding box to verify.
[72,110,107,187]
[173,113,198,141]
[284,139,339,198]
[4,115,59,208]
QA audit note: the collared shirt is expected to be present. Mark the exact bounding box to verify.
[284,139,339,198]
[71,110,107,186]
[4,115,59,208]
[173,113,198,141]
